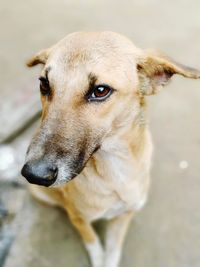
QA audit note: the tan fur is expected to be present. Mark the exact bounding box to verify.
[25,31,200,267]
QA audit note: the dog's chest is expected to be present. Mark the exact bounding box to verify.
[73,154,149,221]
[69,138,152,221]
[101,199,130,219]
[100,153,148,218]
[76,180,148,221]
[100,183,147,220]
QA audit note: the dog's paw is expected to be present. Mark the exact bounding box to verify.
[85,239,104,267]
[104,249,121,267]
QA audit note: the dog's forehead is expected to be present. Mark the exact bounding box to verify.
[48,32,140,71]
[44,32,140,93]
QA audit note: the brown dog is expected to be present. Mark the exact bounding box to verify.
[21,31,200,267]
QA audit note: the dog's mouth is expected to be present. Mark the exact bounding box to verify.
[56,144,100,184]
[21,159,84,187]
[21,145,100,187]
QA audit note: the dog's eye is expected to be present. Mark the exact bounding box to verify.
[88,85,113,102]
[39,77,50,96]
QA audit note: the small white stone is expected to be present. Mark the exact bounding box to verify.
[179,160,189,169]
[0,145,15,171]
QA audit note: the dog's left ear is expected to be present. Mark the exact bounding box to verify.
[137,50,200,95]
[26,49,50,67]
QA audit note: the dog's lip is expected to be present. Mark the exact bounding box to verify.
[21,170,57,187]
[62,145,101,182]
[25,175,57,187]
[23,145,101,186]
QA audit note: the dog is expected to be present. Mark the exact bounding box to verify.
[21,31,200,267]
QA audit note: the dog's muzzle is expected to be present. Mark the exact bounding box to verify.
[21,159,58,187]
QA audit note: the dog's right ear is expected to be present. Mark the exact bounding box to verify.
[137,50,200,96]
[26,49,50,67]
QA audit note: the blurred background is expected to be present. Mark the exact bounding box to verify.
[0,0,200,267]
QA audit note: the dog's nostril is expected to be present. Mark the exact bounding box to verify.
[43,169,57,180]
[49,166,58,179]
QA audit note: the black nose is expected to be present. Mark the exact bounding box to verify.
[21,160,58,187]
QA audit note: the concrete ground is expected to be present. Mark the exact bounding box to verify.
[0,0,200,267]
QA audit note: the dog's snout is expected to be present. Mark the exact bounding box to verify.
[21,160,58,187]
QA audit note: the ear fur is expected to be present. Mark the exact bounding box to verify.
[137,50,200,95]
[26,49,50,67]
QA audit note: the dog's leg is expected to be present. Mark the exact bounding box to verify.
[67,208,104,267]
[104,211,133,267]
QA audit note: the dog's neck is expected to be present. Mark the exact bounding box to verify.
[106,121,146,159]
[106,99,147,153]
[78,103,151,208]
[70,101,152,210]
[93,100,149,166]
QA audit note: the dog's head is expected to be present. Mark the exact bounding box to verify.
[21,31,200,187]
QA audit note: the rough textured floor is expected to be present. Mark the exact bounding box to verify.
[0,1,200,267]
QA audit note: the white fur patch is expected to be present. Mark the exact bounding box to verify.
[51,164,72,187]
[132,193,147,211]
[105,249,121,267]
[85,239,104,267]
[31,188,58,206]
[102,201,127,220]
